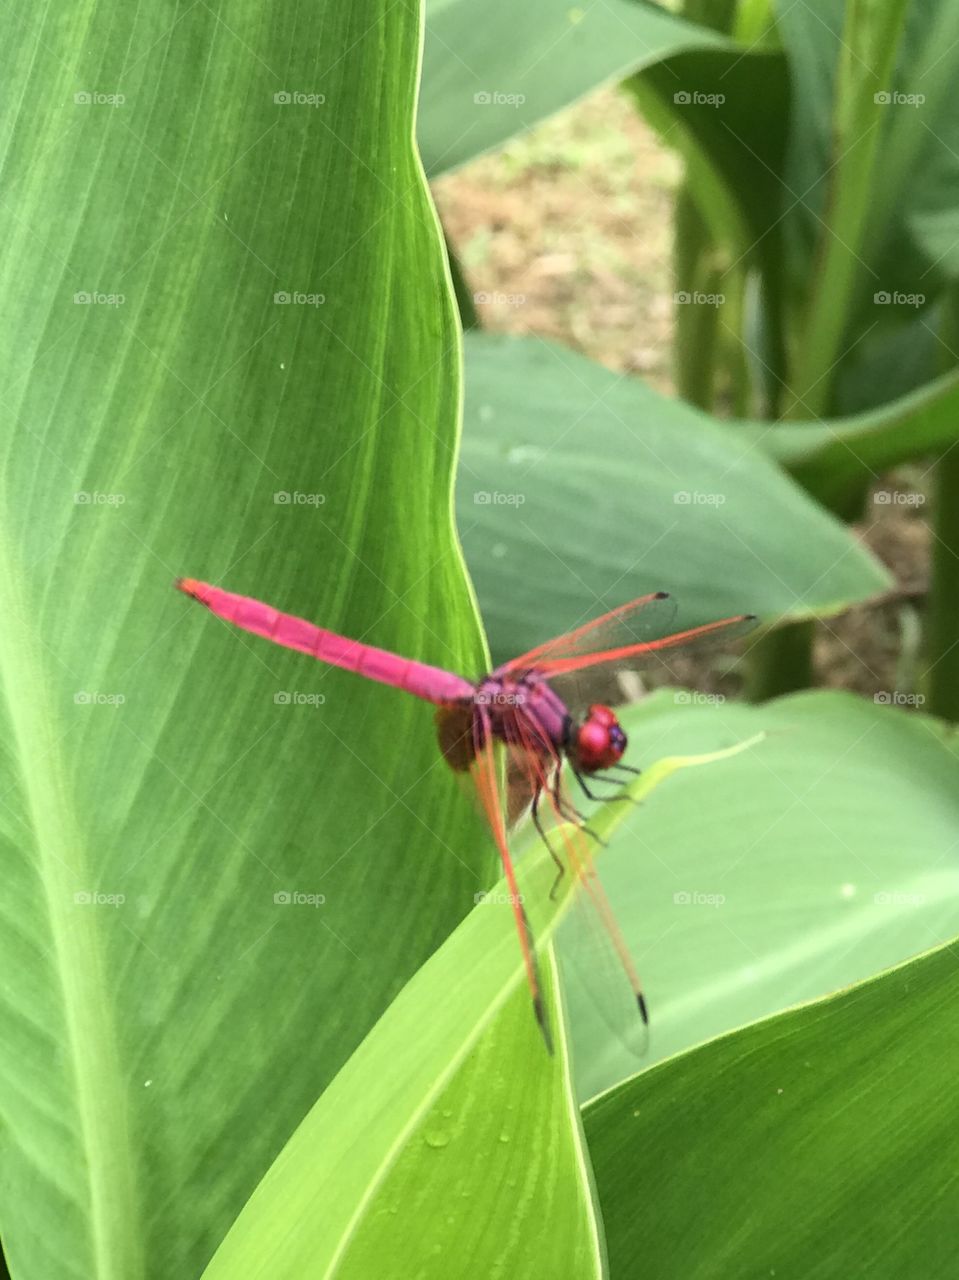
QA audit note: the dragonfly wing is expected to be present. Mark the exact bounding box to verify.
[502,592,678,672]
[469,706,553,1053]
[532,612,758,680]
[502,596,758,715]
[508,707,648,1055]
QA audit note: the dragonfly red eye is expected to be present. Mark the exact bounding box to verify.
[587,703,618,727]
[574,705,627,772]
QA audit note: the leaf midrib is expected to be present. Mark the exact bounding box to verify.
[0,550,142,1280]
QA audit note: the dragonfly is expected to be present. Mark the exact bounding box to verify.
[176,577,755,1053]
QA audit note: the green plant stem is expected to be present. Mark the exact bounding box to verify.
[784,0,910,418]
[925,450,959,720]
[744,621,816,702]
[923,287,959,719]
[716,264,750,416]
[673,186,721,411]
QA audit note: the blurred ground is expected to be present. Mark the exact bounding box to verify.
[433,88,931,702]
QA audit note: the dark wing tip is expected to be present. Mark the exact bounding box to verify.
[533,995,555,1056]
[637,993,649,1025]
[654,590,670,601]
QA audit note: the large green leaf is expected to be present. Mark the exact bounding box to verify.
[419,0,729,175]
[0,3,488,1277]
[457,333,889,664]
[561,690,959,1101]
[199,855,590,1280]
[584,937,959,1278]
[198,745,754,1279]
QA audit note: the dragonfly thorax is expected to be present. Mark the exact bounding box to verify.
[568,703,628,773]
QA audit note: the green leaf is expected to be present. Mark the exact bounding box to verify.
[628,47,789,271]
[198,742,754,1279]
[457,333,889,664]
[0,3,487,1277]
[584,937,959,1278]
[761,364,959,508]
[562,690,959,1101]
[419,0,728,175]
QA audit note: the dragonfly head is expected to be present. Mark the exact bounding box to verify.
[571,703,627,773]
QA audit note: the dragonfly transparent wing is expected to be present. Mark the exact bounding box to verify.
[501,592,678,673]
[468,706,553,1053]
[501,594,757,716]
[507,706,649,1055]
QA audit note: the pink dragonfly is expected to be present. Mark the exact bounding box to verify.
[176,578,755,1052]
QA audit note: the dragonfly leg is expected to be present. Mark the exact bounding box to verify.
[550,772,608,850]
[532,788,567,901]
[573,769,638,806]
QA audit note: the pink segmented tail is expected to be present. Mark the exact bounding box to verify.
[175,579,474,705]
